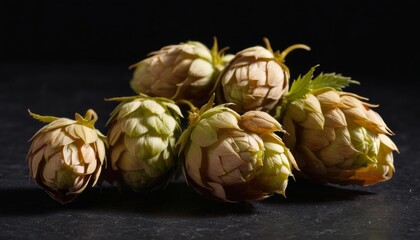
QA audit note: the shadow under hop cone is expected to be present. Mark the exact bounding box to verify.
[26,109,107,204]
[276,66,399,186]
[177,94,298,202]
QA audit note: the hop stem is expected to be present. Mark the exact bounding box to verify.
[84,109,98,124]
[176,99,197,111]
[279,44,311,61]
[263,38,311,75]
[175,99,199,125]
[211,36,230,67]
[75,109,98,128]
[263,37,274,53]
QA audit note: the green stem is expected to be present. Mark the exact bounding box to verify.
[176,99,198,112]
[84,109,98,124]
[176,99,201,126]
[263,37,274,53]
[211,36,230,67]
[279,44,311,62]
[75,109,98,128]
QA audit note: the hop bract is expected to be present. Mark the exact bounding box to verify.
[279,67,398,186]
[27,109,107,204]
[130,38,233,106]
[177,95,297,202]
[217,38,310,114]
[106,94,183,192]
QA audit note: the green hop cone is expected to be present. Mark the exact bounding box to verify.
[106,94,183,192]
[216,38,310,114]
[27,109,107,204]
[130,38,233,106]
[177,95,297,202]
[278,66,399,186]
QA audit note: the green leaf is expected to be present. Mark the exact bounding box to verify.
[285,65,318,102]
[310,72,359,91]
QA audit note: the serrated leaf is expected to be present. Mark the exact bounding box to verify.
[310,72,359,91]
[286,65,318,102]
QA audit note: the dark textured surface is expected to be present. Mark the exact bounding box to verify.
[0,63,419,239]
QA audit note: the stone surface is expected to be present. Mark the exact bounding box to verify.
[1,63,419,239]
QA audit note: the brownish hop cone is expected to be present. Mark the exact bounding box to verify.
[177,94,298,202]
[216,38,310,114]
[130,38,234,106]
[277,66,398,186]
[27,109,107,204]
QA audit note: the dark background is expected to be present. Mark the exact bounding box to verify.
[1,0,418,80]
[1,1,419,239]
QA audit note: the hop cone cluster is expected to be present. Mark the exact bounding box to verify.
[27,38,398,204]
[278,66,398,185]
[106,94,183,192]
[177,95,297,202]
[27,109,107,204]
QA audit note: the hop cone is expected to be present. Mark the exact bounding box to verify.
[106,94,183,192]
[177,95,297,202]
[279,67,398,186]
[27,109,107,204]
[130,38,233,106]
[217,38,310,114]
